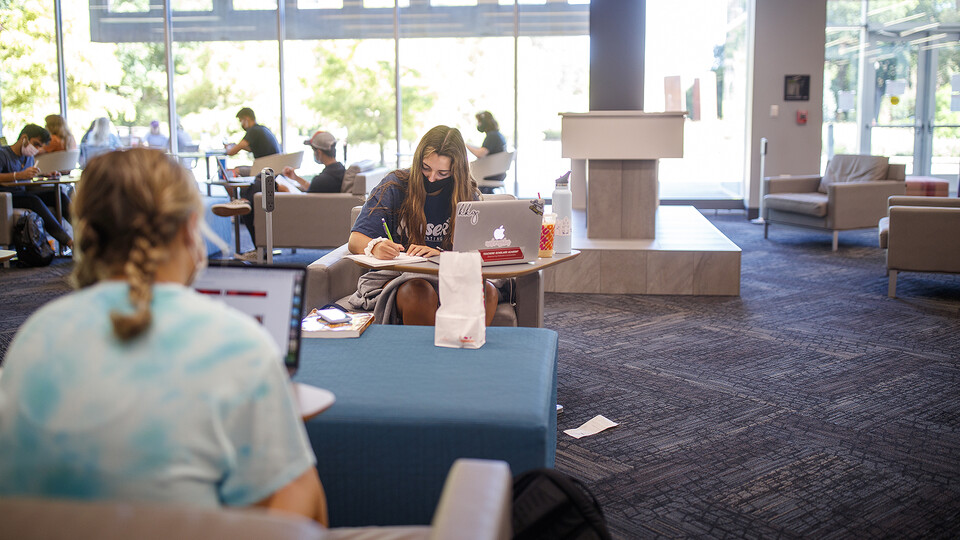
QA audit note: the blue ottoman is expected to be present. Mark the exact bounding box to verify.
[294,325,558,527]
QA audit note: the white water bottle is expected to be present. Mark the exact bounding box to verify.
[552,171,573,254]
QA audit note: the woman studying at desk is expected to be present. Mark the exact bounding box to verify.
[0,149,328,526]
[347,125,499,326]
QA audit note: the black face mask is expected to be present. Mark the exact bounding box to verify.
[477,124,483,133]
[424,176,452,193]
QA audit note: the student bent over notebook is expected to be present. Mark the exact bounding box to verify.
[345,125,501,326]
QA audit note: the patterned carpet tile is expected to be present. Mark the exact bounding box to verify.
[549,213,960,538]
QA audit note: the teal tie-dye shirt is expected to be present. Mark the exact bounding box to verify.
[0,281,315,507]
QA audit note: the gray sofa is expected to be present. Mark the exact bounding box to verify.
[763,154,906,251]
[250,166,389,261]
[878,195,960,298]
[0,458,512,540]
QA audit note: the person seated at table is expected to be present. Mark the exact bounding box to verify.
[143,119,169,149]
[224,107,280,177]
[345,125,499,326]
[0,148,328,526]
[0,124,73,247]
[41,114,78,153]
[465,111,507,194]
[79,117,122,167]
[211,130,344,260]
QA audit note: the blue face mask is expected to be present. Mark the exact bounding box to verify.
[424,175,452,193]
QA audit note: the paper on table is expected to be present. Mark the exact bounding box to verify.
[345,253,429,267]
[563,415,618,439]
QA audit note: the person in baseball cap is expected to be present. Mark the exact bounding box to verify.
[280,130,345,193]
[304,130,337,152]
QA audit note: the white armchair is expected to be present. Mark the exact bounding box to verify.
[470,151,515,193]
[0,458,512,540]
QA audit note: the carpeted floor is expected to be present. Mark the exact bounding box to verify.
[548,212,960,539]
[1,212,959,538]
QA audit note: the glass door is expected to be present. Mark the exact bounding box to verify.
[862,38,920,175]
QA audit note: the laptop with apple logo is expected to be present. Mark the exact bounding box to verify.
[451,199,543,266]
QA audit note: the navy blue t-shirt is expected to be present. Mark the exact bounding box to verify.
[0,146,32,193]
[353,171,462,249]
[241,124,281,159]
[308,162,345,193]
[481,131,506,155]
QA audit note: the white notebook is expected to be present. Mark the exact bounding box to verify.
[344,253,429,268]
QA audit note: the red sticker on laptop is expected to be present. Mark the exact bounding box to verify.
[479,247,524,262]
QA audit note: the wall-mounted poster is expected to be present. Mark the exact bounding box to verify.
[784,75,810,101]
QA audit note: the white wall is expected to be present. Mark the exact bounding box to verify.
[745,0,827,211]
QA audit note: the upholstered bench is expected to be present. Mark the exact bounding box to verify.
[294,325,558,527]
[905,176,950,197]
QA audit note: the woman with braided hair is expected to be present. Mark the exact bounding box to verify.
[0,149,328,525]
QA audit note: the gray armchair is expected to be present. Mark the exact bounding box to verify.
[879,196,960,298]
[0,458,512,540]
[763,154,906,251]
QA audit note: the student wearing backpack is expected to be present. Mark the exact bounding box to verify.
[0,124,73,248]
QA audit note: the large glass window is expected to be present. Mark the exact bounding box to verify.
[516,35,589,198]
[4,0,590,197]
[61,2,167,162]
[644,0,749,202]
[823,27,861,168]
[0,2,63,141]
[285,38,396,174]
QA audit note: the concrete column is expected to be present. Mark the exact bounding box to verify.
[589,0,645,111]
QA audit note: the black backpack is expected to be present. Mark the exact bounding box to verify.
[512,468,613,540]
[13,210,55,267]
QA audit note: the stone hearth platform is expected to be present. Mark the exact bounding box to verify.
[543,206,741,295]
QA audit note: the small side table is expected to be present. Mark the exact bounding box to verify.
[293,382,335,421]
[1,249,16,268]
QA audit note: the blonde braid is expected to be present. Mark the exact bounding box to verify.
[71,148,201,342]
[111,236,164,340]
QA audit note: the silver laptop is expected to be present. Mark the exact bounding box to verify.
[34,149,79,176]
[192,262,306,376]
[234,151,304,182]
[451,199,544,266]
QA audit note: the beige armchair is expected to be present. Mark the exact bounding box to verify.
[878,196,960,298]
[0,458,512,540]
[0,192,19,249]
[763,154,906,251]
[251,166,389,261]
